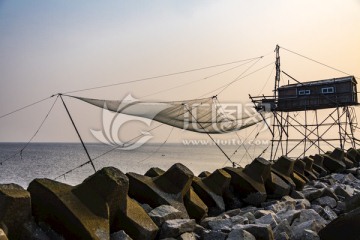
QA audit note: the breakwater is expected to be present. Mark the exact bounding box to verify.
[1,147,360,240]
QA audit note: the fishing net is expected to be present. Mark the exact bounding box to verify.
[72,95,265,134]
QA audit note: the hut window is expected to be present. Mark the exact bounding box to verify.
[298,90,311,95]
[321,87,334,94]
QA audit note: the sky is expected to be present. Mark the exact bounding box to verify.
[0,0,360,144]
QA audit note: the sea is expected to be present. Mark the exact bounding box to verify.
[0,142,269,188]
[0,141,316,188]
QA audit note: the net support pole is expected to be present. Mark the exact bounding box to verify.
[59,94,96,173]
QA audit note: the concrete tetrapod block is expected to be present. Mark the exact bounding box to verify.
[346,148,360,166]
[184,188,208,222]
[271,156,296,190]
[28,179,109,240]
[343,156,355,169]
[72,167,128,229]
[302,157,320,179]
[191,169,231,216]
[322,155,346,173]
[311,154,329,177]
[72,167,158,239]
[242,158,272,183]
[198,171,211,178]
[324,148,347,172]
[143,165,208,222]
[246,157,292,199]
[0,184,31,240]
[118,196,159,240]
[244,158,290,199]
[312,154,324,167]
[265,172,291,199]
[330,148,354,168]
[291,173,307,191]
[293,160,310,182]
[144,167,165,178]
[153,163,194,197]
[223,158,270,206]
[127,163,193,218]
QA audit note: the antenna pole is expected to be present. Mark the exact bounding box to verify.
[274,45,281,98]
[59,95,96,173]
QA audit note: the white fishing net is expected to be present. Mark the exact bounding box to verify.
[74,95,265,134]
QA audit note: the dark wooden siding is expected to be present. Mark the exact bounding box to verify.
[277,77,358,112]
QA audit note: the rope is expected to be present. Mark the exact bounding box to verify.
[213,97,254,162]
[280,46,359,78]
[1,96,59,165]
[0,96,54,120]
[199,61,275,98]
[52,53,272,177]
[54,102,193,180]
[230,124,261,166]
[139,59,257,99]
[53,121,173,180]
[216,57,263,96]
[183,103,236,167]
[257,64,275,95]
[136,100,184,162]
[63,57,263,95]
[137,127,174,163]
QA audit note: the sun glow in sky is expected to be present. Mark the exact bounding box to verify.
[0,0,359,143]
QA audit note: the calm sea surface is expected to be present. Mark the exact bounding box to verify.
[0,142,271,188]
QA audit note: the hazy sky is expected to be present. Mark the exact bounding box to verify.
[1,0,360,143]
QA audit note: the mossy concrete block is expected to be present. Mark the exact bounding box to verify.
[127,163,193,219]
[73,167,129,229]
[323,149,347,173]
[303,157,320,178]
[0,183,31,239]
[144,167,165,178]
[223,159,269,206]
[117,196,158,240]
[323,154,346,173]
[291,172,307,191]
[153,163,194,197]
[271,156,296,190]
[243,158,272,184]
[198,171,211,178]
[293,160,310,183]
[184,188,208,222]
[343,157,354,169]
[312,164,328,178]
[347,148,360,165]
[265,172,291,199]
[73,167,158,239]
[28,178,109,240]
[192,169,230,216]
[143,165,208,221]
[127,173,172,207]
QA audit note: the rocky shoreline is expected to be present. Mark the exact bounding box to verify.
[1,147,360,240]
